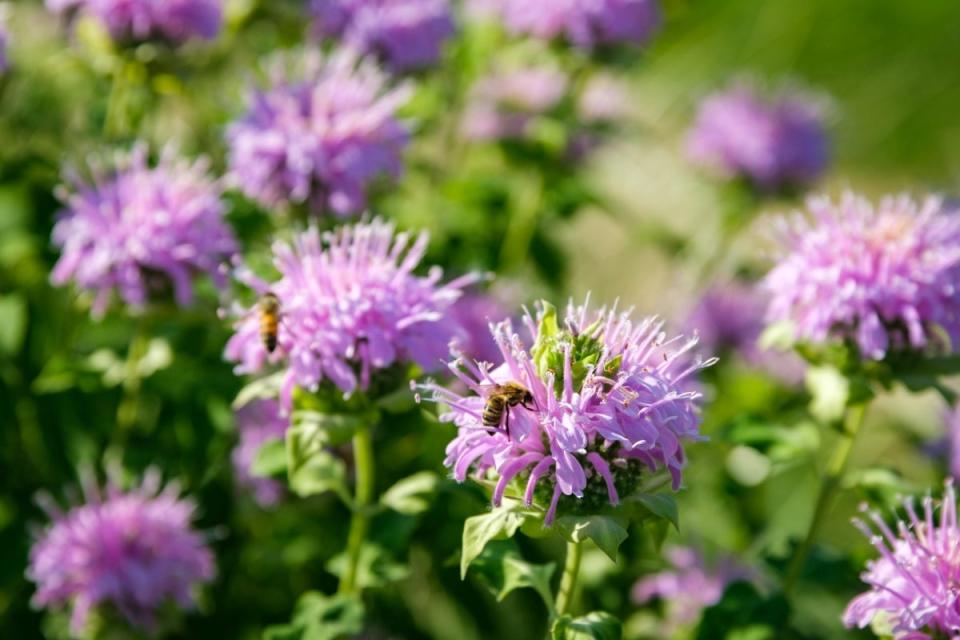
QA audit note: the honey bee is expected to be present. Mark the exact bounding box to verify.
[258,292,281,353]
[481,381,535,436]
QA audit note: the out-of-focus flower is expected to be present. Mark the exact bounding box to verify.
[686,81,828,191]
[763,193,960,361]
[417,299,713,525]
[577,74,630,124]
[844,480,960,638]
[309,0,454,72]
[226,218,477,408]
[686,281,805,384]
[233,399,289,507]
[448,290,510,365]
[633,546,756,634]
[461,67,568,142]
[50,144,237,318]
[27,469,215,635]
[0,4,10,74]
[476,0,660,49]
[46,0,222,45]
[226,50,410,217]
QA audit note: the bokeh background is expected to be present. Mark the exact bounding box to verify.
[2,0,959,638]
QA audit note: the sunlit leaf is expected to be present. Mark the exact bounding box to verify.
[381,471,441,515]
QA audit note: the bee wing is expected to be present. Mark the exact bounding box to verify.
[476,382,503,397]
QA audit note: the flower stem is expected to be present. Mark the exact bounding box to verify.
[554,539,583,617]
[784,403,867,594]
[339,425,375,595]
[116,317,151,436]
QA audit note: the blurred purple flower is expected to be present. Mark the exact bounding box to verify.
[226,51,410,217]
[633,546,756,633]
[686,81,828,191]
[50,144,237,318]
[449,290,510,365]
[226,218,478,408]
[763,192,960,361]
[845,480,960,638]
[417,299,713,525]
[477,0,660,49]
[233,399,289,507]
[461,67,568,141]
[0,5,9,74]
[309,0,455,72]
[46,0,222,45]
[686,281,805,384]
[27,469,215,635]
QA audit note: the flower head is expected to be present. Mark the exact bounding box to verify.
[46,0,222,45]
[763,193,960,361]
[50,144,237,318]
[417,298,713,524]
[476,0,660,49]
[461,66,569,142]
[449,290,511,365]
[686,81,828,191]
[844,481,960,639]
[633,546,756,634]
[226,50,410,217]
[233,399,289,507]
[226,218,477,408]
[27,469,215,635]
[310,0,455,72]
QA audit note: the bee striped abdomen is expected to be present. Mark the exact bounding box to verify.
[482,395,506,428]
[259,292,280,354]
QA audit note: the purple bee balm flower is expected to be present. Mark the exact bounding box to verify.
[310,0,455,73]
[763,192,960,361]
[844,481,960,638]
[225,218,478,408]
[686,281,805,384]
[686,81,829,191]
[477,0,659,49]
[233,398,289,507]
[417,298,713,525]
[947,407,960,481]
[449,290,511,365]
[46,0,222,45]
[633,546,756,633]
[226,50,410,217]
[27,469,215,635]
[50,144,237,318]
[461,67,568,142]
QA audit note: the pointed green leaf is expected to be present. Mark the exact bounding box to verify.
[460,505,530,578]
[233,371,286,409]
[287,450,348,502]
[551,611,622,640]
[499,553,555,608]
[326,544,409,589]
[553,515,628,562]
[380,471,441,515]
[251,438,287,478]
[263,592,364,640]
[631,493,679,530]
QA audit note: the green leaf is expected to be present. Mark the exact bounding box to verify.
[326,544,409,590]
[289,410,364,454]
[551,611,622,640]
[380,471,441,515]
[233,371,286,409]
[553,515,628,562]
[469,540,555,611]
[630,494,679,530]
[251,438,287,478]
[287,450,348,502]
[0,293,27,356]
[531,300,560,379]
[805,364,849,424]
[460,505,530,578]
[262,592,364,640]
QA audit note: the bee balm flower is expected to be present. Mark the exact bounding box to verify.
[226,51,410,217]
[27,470,215,635]
[233,398,289,507]
[50,144,237,318]
[844,481,960,638]
[417,299,713,524]
[45,0,222,45]
[226,218,478,408]
[763,192,960,361]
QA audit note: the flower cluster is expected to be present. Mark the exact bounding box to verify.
[46,0,223,45]
[686,81,828,191]
[844,481,960,639]
[226,51,410,217]
[418,299,713,524]
[633,546,756,634]
[27,470,215,635]
[476,0,660,49]
[309,0,455,73]
[763,192,960,361]
[233,399,289,507]
[226,218,477,408]
[50,144,237,318]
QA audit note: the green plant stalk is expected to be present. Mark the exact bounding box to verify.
[784,403,867,594]
[554,539,583,617]
[339,425,375,595]
[116,317,151,435]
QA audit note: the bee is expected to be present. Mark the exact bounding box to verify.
[481,381,535,436]
[258,292,281,353]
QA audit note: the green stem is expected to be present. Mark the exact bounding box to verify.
[116,317,151,436]
[784,403,867,594]
[554,540,583,617]
[339,426,375,595]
